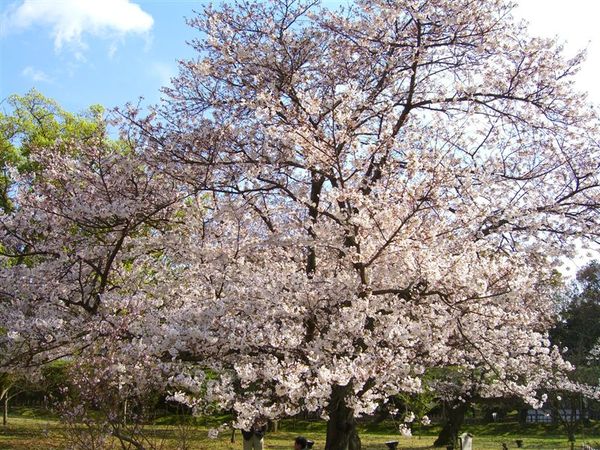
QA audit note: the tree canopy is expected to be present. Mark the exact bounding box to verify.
[1,1,599,449]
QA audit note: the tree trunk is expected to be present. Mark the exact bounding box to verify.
[517,408,528,426]
[3,390,8,427]
[433,401,469,447]
[325,385,361,450]
[269,420,279,432]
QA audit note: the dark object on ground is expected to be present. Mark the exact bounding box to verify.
[295,436,308,449]
[516,439,523,447]
[385,441,399,450]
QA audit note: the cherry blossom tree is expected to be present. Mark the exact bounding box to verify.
[1,0,599,449]
[0,107,206,446]
[0,93,140,429]
[150,0,600,448]
[0,109,187,376]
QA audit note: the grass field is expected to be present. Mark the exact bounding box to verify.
[2,408,600,450]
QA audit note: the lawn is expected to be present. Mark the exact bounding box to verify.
[2,409,600,450]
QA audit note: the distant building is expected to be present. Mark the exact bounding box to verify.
[526,409,588,423]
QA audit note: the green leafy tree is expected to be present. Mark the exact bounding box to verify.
[546,262,600,448]
[0,89,104,211]
[552,262,600,367]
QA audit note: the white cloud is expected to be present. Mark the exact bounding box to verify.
[4,0,153,51]
[21,66,52,83]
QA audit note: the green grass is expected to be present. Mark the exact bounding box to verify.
[2,410,600,450]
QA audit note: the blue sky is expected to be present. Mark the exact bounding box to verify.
[1,0,200,112]
[1,0,599,115]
